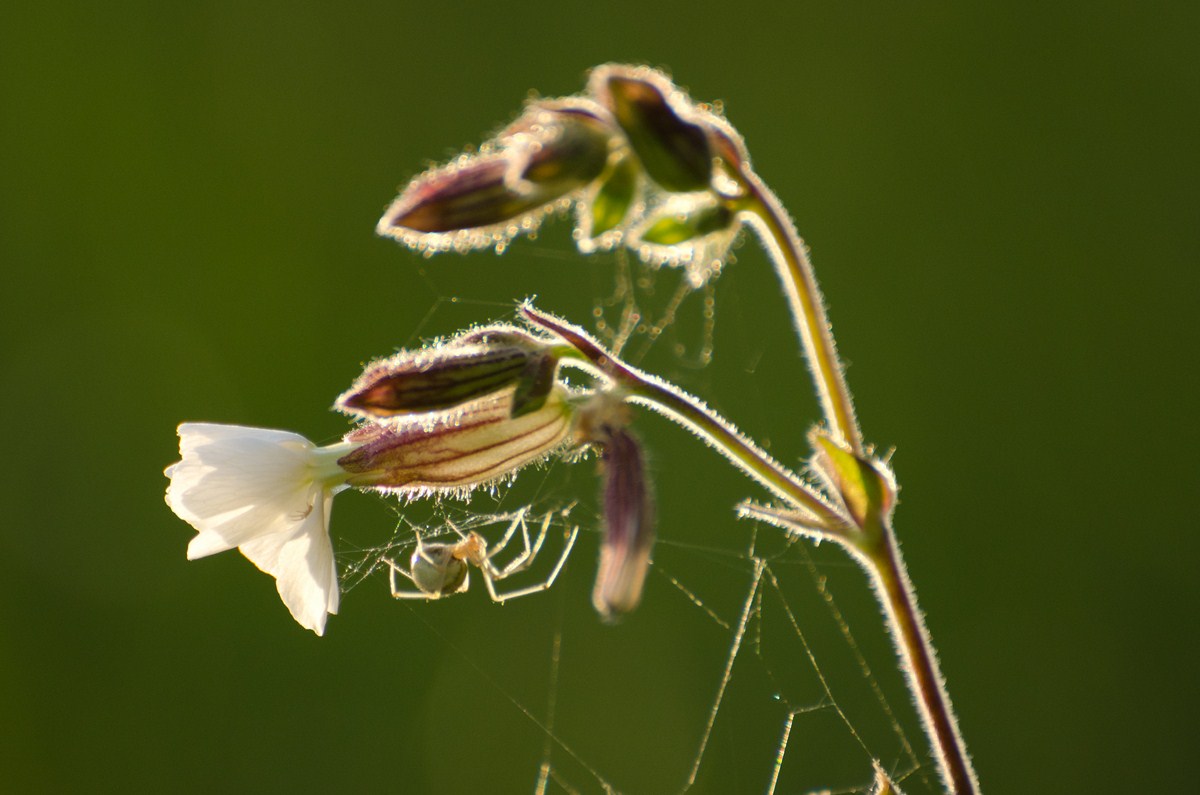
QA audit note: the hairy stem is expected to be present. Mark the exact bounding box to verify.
[525,306,845,531]
[734,172,864,456]
[535,298,979,792]
[732,166,977,793]
[860,525,980,795]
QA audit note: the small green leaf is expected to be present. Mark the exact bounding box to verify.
[590,155,639,237]
[639,203,734,246]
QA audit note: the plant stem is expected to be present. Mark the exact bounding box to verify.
[860,524,980,795]
[526,307,845,531]
[731,170,979,793]
[734,172,864,456]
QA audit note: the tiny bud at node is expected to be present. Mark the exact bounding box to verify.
[811,432,897,535]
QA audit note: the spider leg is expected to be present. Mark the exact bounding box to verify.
[485,507,529,559]
[482,524,580,604]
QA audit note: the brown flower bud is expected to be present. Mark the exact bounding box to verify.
[376,103,613,253]
[590,422,655,621]
[336,326,558,420]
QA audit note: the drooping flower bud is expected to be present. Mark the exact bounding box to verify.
[336,325,560,420]
[591,64,714,193]
[591,423,655,621]
[573,393,656,621]
[376,102,614,253]
[338,385,575,495]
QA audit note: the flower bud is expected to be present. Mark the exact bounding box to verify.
[336,326,558,420]
[589,423,655,621]
[811,432,897,534]
[591,64,713,193]
[376,103,613,253]
[337,386,575,495]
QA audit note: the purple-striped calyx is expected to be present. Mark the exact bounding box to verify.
[336,325,560,421]
[376,102,614,253]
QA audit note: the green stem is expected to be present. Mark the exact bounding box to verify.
[733,172,864,456]
[730,166,978,792]
[859,525,981,795]
[528,307,845,531]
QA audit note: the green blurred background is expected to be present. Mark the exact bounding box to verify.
[3,2,1197,793]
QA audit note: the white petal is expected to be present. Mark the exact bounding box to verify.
[238,488,339,635]
[165,422,342,635]
[166,423,315,557]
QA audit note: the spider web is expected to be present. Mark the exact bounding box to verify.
[336,245,939,795]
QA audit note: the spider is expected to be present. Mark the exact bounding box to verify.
[386,508,580,603]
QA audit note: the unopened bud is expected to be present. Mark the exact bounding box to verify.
[338,386,574,494]
[869,762,904,795]
[337,326,558,420]
[811,432,897,534]
[377,104,613,252]
[589,422,655,621]
[592,64,713,193]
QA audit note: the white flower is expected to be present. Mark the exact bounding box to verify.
[165,423,353,636]
[164,388,576,635]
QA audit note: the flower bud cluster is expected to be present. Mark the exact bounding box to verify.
[377,65,752,286]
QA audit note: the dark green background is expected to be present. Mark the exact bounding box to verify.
[3,2,1197,793]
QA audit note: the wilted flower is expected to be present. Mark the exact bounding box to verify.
[590,423,655,620]
[164,423,356,636]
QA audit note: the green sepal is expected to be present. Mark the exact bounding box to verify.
[590,155,639,237]
[640,203,734,246]
[813,434,896,532]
